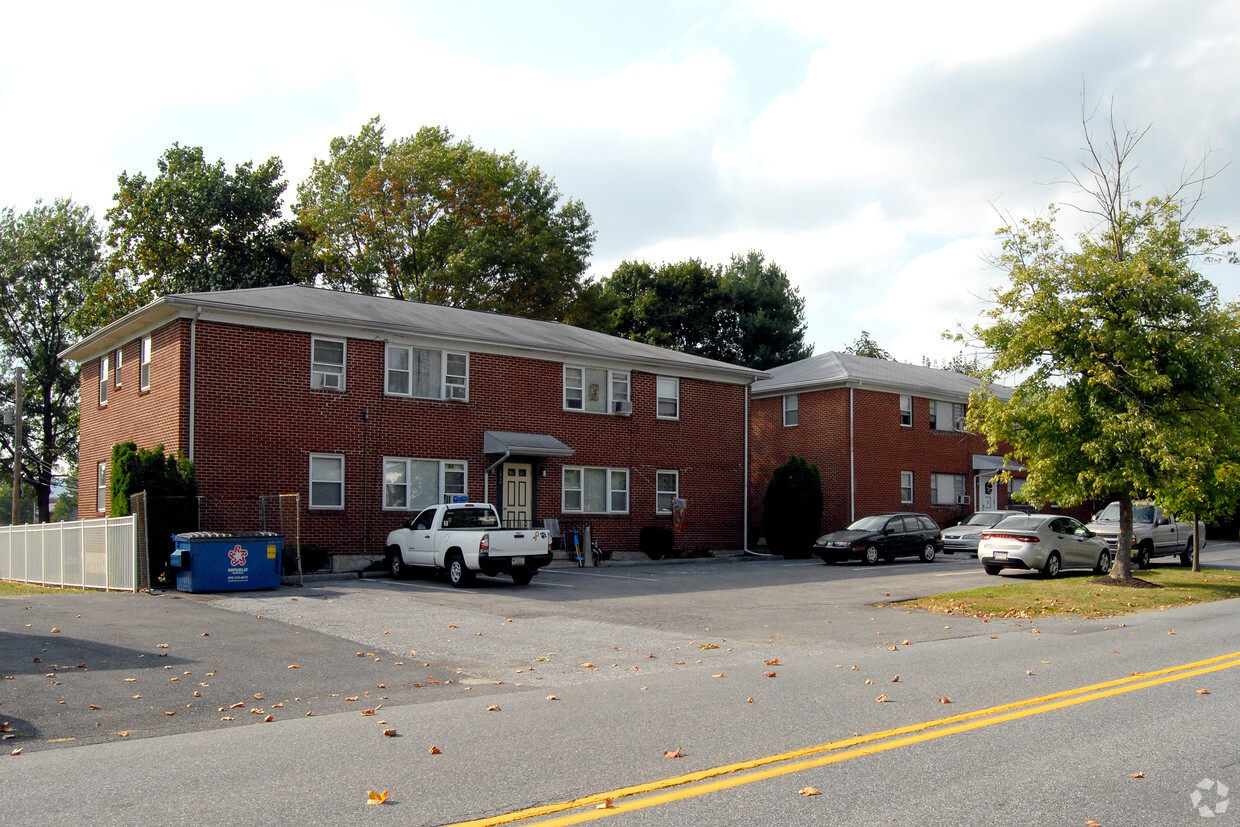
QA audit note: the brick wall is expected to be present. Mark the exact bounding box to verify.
[78,321,188,514]
[749,386,1079,537]
[80,319,750,558]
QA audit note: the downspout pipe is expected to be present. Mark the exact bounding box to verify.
[188,307,201,461]
[849,385,855,522]
[743,383,750,552]
[484,451,511,505]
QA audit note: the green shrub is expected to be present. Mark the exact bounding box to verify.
[110,442,198,585]
[762,456,823,559]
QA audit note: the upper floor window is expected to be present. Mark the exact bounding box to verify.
[931,472,966,505]
[386,345,468,401]
[564,366,630,414]
[309,453,345,509]
[900,470,913,503]
[783,394,798,427]
[140,336,152,390]
[114,348,123,388]
[656,376,680,419]
[656,471,679,514]
[899,395,912,427]
[383,457,467,510]
[99,356,109,405]
[929,400,965,431]
[562,466,629,513]
[311,338,346,391]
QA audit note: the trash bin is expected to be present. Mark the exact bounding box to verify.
[170,532,283,593]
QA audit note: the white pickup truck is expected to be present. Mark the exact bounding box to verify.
[385,502,553,587]
[1086,502,1206,568]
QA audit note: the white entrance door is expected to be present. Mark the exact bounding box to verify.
[979,474,998,511]
[503,463,533,525]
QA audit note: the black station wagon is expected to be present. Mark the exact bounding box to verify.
[813,512,942,565]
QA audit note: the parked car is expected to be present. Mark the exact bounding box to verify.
[385,502,553,586]
[941,510,1025,554]
[977,514,1110,578]
[814,513,942,565]
[1086,502,1206,568]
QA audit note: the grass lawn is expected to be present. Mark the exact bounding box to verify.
[894,568,1240,620]
[0,580,73,596]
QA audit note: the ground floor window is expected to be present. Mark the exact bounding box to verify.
[900,470,913,504]
[930,472,966,505]
[656,470,679,514]
[383,458,467,510]
[563,466,629,513]
[97,462,108,512]
[309,454,345,509]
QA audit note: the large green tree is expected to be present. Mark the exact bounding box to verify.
[968,114,1238,581]
[295,118,595,321]
[599,251,812,370]
[0,198,102,522]
[87,144,299,329]
[845,330,891,360]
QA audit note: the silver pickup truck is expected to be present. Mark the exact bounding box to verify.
[1086,502,1206,568]
[385,502,553,587]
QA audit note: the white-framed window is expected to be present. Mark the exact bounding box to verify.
[783,394,798,427]
[96,462,107,513]
[562,466,629,513]
[140,335,152,391]
[899,395,912,427]
[656,376,680,419]
[563,366,630,414]
[656,471,679,514]
[931,472,966,505]
[309,453,345,509]
[1009,477,1025,499]
[311,337,346,391]
[385,345,469,401]
[99,356,109,405]
[929,400,966,431]
[114,348,123,388]
[383,458,467,510]
[900,471,914,504]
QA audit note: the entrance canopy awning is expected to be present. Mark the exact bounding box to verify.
[972,454,1025,472]
[483,430,575,458]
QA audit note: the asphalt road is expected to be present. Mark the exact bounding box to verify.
[3,544,1239,825]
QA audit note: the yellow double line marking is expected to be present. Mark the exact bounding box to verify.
[450,651,1240,826]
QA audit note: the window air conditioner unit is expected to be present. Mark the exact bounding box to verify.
[953,417,968,431]
[956,495,972,505]
[316,373,342,390]
[613,400,633,414]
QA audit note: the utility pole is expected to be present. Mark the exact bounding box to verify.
[11,367,23,525]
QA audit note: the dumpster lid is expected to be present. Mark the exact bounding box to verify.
[173,531,281,540]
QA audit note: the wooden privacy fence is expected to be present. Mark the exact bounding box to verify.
[0,516,138,592]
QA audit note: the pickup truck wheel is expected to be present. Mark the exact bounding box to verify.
[1094,549,1112,576]
[386,546,408,580]
[1181,540,1194,567]
[1041,551,1061,579]
[1134,544,1151,570]
[860,545,879,565]
[920,542,937,563]
[447,552,475,588]
[511,570,535,586]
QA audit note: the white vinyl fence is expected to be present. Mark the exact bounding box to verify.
[0,516,137,592]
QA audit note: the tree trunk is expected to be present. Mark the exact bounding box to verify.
[1109,496,1134,580]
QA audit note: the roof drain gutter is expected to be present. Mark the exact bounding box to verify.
[484,451,510,506]
[188,307,201,461]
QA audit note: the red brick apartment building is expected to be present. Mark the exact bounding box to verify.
[63,285,765,569]
[748,352,1038,536]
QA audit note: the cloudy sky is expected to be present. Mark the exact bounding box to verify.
[4,0,1238,364]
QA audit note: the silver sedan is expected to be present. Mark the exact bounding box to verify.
[977,514,1111,578]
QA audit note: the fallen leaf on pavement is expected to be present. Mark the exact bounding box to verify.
[263,715,274,722]
[765,672,777,678]
[345,696,360,702]
[366,790,389,805]
[664,748,684,758]
[747,697,754,703]
[712,673,725,678]
[764,659,780,666]
[546,695,559,701]
[288,665,299,669]
[799,787,820,796]
[362,708,376,716]
[938,697,952,703]
[428,745,441,754]
[229,702,245,709]
[1132,771,1144,778]
[383,729,397,737]
[10,748,22,756]
[597,799,615,809]
[1198,689,1210,695]
[487,705,501,712]
[157,644,168,649]
[891,675,899,682]
[875,693,888,703]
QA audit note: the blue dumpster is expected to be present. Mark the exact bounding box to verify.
[170,532,283,593]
